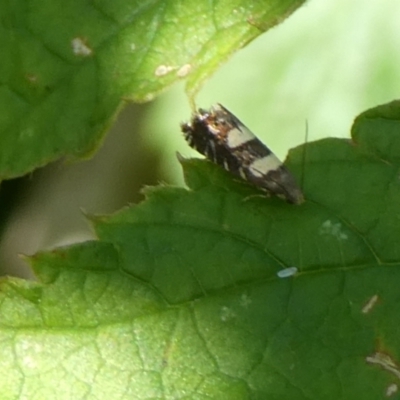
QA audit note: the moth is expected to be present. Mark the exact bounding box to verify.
[181,104,304,204]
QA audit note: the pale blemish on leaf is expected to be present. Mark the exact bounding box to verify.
[319,220,348,240]
[362,294,379,314]
[220,306,236,322]
[177,64,192,78]
[154,65,175,77]
[71,37,93,57]
[239,293,252,307]
[277,266,298,278]
[26,74,38,84]
[386,383,398,397]
[142,93,155,102]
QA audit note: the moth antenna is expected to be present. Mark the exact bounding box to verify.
[189,98,197,112]
[300,120,309,194]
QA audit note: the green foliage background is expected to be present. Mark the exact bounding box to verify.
[1,0,400,399]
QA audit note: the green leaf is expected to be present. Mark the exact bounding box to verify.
[2,100,400,398]
[0,0,305,178]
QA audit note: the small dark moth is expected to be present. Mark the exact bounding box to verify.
[181,104,304,204]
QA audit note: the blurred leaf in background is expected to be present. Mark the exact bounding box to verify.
[147,0,400,185]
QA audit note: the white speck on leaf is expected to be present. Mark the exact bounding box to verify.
[319,220,348,240]
[362,294,379,314]
[386,383,398,397]
[130,43,136,51]
[142,93,155,102]
[240,293,252,307]
[71,37,93,56]
[177,64,191,77]
[155,65,175,77]
[26,74,38,83]
[277,267,298,278]
[220,306,235,322]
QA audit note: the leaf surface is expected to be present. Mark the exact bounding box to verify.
[0,0,304,178]
[1,101,400,399]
